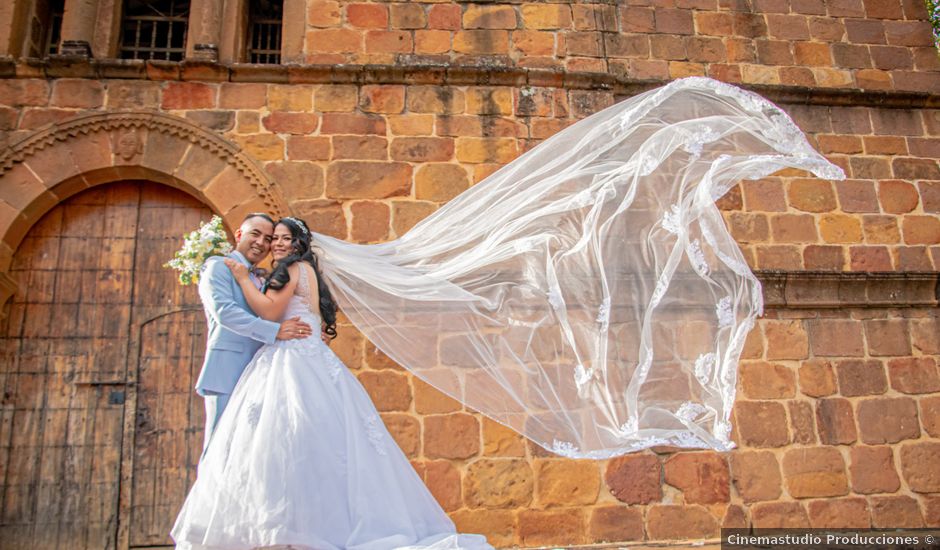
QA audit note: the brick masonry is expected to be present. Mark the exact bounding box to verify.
[298,0,940,92]
[0,0,938,547]
[2,76,936,271]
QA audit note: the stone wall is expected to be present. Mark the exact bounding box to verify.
[0,0,938,547]
[2,77,937,270]
[297,0,939,92]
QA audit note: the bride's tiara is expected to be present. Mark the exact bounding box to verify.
[281,216,311,238]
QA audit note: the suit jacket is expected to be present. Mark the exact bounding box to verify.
[195,252,279,396]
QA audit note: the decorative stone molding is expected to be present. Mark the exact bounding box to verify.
[758,271,940,309]
[192,43,220,62]
[57,40,93,58]
[0,110,289,285]
[0,110,288,216]
[0,57,936,109]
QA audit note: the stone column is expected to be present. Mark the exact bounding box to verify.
[187,0,224,62]
[1,0,49,58]
[281,0,304,63]
[93,0,123,59]
[0,1,25,57]
[59,0,99,57]
[218,0,247,64]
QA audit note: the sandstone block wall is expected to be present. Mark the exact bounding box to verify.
[0,0,937,546]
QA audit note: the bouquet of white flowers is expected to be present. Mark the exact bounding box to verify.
[164,215,234,285]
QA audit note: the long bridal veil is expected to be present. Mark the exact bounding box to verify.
[312,77,844,459]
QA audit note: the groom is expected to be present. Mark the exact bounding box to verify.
[195,213,313,453]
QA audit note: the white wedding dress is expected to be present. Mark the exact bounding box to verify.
[171,264,492,550]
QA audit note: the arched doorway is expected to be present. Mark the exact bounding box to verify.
[0,180,214,548]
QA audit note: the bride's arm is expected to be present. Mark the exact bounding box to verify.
[224,259,299,321]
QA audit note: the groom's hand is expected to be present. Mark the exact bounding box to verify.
[276,317,312,340]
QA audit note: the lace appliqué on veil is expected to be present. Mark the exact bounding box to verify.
[694,352,716,386]
[574,363,593,390]
[551,439,579,457]
[682,125,722,159]
[595,296,610,325]
[546,287,563,311]
[676,401,708,423]
[686,238,709,276]
[703,78,844,180]
[715,419,733,441]
[716,296,734,328]
[661,204,682,235]
[638,154,661,176]
[619,417,638,436]
[700,223,751,279]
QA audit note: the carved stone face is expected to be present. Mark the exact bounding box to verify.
[115,130,142,160]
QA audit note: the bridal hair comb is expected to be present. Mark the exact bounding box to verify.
[282,216,311,238]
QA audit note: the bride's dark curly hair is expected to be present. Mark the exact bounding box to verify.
[265,217,338,339]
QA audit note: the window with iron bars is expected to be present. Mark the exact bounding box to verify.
[247,0,283,64]
[45,0,64,56]
[119,0,189,61]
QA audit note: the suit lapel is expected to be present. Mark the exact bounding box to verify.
[225,252,251,307]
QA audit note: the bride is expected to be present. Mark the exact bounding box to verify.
[170,216,492,550]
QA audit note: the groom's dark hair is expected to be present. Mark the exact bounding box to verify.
[243,212,275,225]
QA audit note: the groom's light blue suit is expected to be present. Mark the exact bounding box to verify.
[196,251,279,451]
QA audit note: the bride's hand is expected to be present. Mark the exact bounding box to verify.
[223,258,250,281]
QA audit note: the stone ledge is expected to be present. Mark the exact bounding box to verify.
[0,56,937,109]
[1,267,936,313]
[757,271,940,309]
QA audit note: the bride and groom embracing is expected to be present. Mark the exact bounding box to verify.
[171,213,493,549]
[170,76,847,550]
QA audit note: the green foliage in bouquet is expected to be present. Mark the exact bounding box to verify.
[164,215,234,285]
[929,0,940,52]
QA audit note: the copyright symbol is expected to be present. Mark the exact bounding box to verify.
[926,535,935,544]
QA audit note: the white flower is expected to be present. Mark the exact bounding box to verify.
[164,215,234,286]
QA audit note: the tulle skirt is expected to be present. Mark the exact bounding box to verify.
[171,335,492,550]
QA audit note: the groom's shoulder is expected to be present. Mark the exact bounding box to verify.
[200,255,232,282]
[202,255,227,270]
[204,254,227,265]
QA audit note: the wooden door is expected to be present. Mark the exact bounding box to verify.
[0,181,213,549]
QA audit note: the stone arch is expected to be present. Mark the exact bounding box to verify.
[0,110,290,306]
